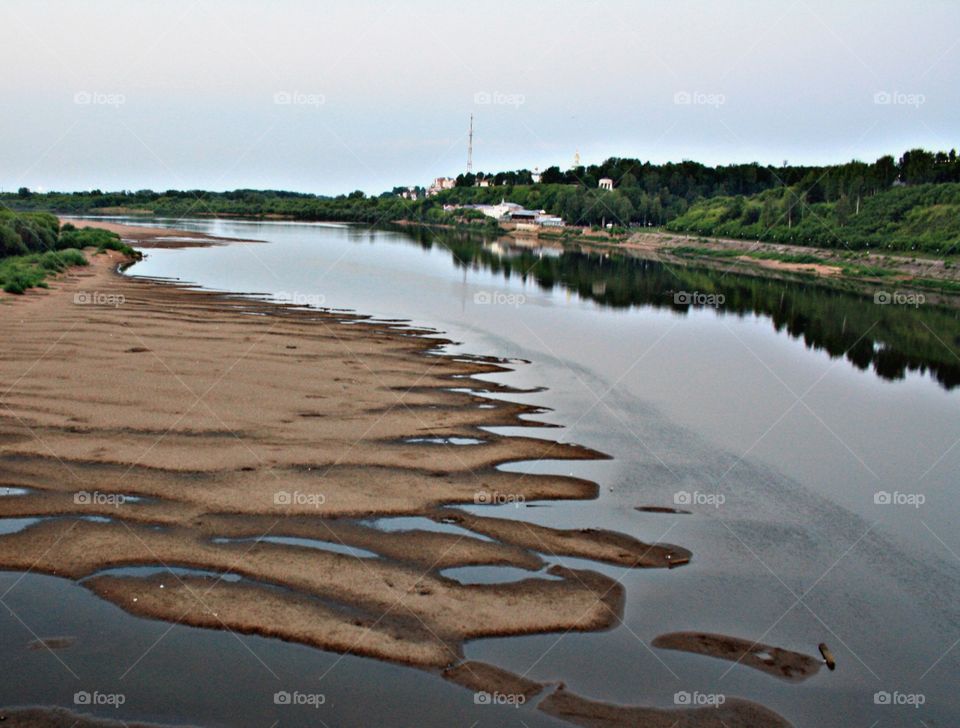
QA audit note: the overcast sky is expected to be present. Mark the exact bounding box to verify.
[1,0,957,195]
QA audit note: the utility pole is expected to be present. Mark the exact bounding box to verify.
[467,114,474,173]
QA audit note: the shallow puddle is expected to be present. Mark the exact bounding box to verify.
[440,565,563,585]
[0,487,30,497]
[0,514,117,536]
[0,518,41,535]
[364,516,496,542]
[87,565,243,582]
[405,436,485,445]
[212,535,378,559]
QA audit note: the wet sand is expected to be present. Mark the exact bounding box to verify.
[0,227,791,726]
[652,632,821,682]
[0,707,194,727]
[539,686,793,728]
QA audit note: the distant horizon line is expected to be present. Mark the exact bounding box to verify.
[3,144,955,198]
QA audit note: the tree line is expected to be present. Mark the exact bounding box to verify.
[666,182,960,253]
[4,148,959,249]
[453,148,960,228]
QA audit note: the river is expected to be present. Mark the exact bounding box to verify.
[5,217,958,726]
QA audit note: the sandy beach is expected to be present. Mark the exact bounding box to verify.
[61,218,262,248]
[0,224,792,727]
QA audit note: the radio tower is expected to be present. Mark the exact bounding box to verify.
[467,114,474,173]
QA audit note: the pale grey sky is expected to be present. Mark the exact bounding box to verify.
[1,0,957,194]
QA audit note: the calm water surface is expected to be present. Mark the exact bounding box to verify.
[5,218,958,727]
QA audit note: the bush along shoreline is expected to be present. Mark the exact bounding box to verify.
[0,206,139,294]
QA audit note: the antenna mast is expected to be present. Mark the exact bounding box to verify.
[467,114,474,173]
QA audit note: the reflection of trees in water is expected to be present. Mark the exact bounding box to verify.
[402,228,960,390]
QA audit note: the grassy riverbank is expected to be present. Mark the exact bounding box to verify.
[667,182,960,254]
[0,249,89,294]
[0,205,140,294]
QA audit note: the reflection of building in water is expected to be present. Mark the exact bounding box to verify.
[535,246,562,258]
[592,280,607,296]
[484,240,563,259]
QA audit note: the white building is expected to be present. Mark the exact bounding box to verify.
[427,177,457,196]
[455,199,566,228]
[535,214,565,227]
[599,178,614,191]
[468,199,523,220]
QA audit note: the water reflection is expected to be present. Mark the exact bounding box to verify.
[394,227,960,389]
